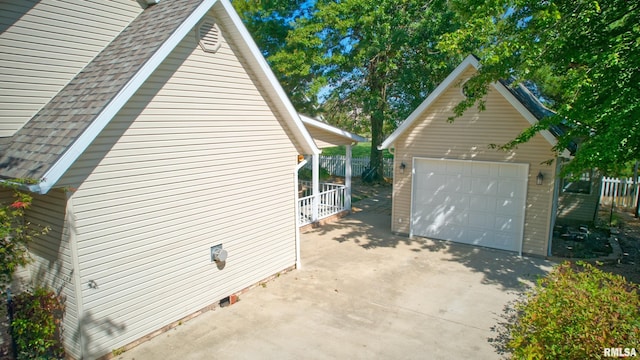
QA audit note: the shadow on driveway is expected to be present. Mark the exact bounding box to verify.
[121,187,554,360]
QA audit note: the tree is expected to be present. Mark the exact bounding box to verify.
[438,0,640,175]
[1,182,48,290]
[235,0,462,180]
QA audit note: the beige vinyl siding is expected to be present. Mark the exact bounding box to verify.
[0,0,143,136]
[557,174,601,222]
[391,69,556,256]
[57,15,299,357]
[19,190,82,358]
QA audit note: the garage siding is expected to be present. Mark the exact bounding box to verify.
[56,13,300,357]
[391,68,556,255]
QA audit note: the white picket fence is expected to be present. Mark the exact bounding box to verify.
[305,155,395,178]
[600,176,639,208]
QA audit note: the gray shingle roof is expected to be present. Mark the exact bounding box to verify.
[500,79,577,155]
[0,0,205,181]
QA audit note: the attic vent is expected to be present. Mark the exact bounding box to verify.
[197,18,221,53]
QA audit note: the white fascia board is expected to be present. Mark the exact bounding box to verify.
[493,82,572,158]
[379,55,480,150]
[217,0,320,156]
[37,0,219,194]
[299,114,368,143]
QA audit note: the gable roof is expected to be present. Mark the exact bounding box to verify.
[300,115,368,148]
[0,0,319,194]
[379,55,570,157]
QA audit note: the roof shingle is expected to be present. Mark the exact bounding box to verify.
[0,0,205,180]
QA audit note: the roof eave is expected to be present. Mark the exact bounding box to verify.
[34,0,219,194]
[299,115,368,143]
[217,1,319,156]
[379,55,480,150]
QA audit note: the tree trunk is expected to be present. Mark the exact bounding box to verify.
[370,109,384,181]
[366,55,388,183]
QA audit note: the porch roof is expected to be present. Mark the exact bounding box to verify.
[300,115,368,149]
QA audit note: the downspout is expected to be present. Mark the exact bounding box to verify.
[294,158,308,269]
[547,158,562,256]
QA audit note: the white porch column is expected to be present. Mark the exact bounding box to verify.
[312,153,320,223]
[345,144,352,211]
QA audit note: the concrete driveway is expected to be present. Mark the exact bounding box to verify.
[120,189,553,360]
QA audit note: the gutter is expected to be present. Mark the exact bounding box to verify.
[0,178,44,195]
[294,158,308,269]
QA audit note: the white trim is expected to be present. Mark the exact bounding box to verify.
[300,114,368,143]
[408,157,416,239]
[379,54,571,158]
[65,191,86,358]
[379,55,479,150]
[217,0,319,156]
[37,0,219,194]
[294,159,308,269]
[492,82,571,157]
[410,157,527,255]
[36,0,319,194]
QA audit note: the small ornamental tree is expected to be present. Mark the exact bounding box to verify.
[0,182,42,289]
[508,261,640,359]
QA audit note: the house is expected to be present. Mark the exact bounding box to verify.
[379,55,598,257]
[299,115,368,227]
[0,0,320,358]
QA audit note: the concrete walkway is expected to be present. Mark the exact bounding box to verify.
[119,188,553,360]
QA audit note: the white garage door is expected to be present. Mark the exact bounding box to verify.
[411,158,528,253]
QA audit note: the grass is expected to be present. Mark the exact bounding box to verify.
[321,142,394,158]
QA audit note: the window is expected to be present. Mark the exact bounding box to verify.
[562,171,592,194]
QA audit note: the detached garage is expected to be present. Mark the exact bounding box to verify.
[381,55,571,256]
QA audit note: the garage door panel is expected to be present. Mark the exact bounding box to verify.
[497,180,522,197]
[494,233,517,250]
[471,178,498,195]
[468,212,494,228]
[469,196,496,211]
[495,197,524,215]
[412,158,528,253]
[495,216,517,232]
[471,163,491,177]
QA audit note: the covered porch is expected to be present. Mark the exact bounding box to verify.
[297,115,367,227]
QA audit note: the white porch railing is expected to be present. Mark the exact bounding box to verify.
[298,181,347,226]
[600,176,638,208]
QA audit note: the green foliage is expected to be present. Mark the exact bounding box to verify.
[438,0,640,175]
[1,182,48,289]
[11,287,65,360]
[508,262,640,359]
[298,167,330,181]
[235,0,464,180]
[320,143,393,158]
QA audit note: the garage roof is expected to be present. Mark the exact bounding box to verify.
[379,55,570,157]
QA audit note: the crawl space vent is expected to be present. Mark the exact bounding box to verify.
[197,18,221,53]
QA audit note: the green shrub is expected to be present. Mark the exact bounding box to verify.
[11,287,65,360]
[508,261,640,359]
[298,167,330,181]
[1,181,49,289]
